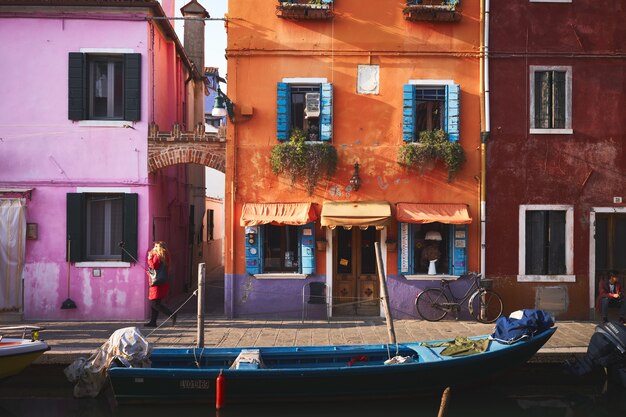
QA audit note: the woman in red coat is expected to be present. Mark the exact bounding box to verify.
[145,241,176,328]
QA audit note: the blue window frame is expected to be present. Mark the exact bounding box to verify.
[277,82,333,142]
[403,83,460,142]
[245,223,316,275]
[397,222,467,276]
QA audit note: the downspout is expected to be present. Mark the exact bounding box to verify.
[480,0,491,278]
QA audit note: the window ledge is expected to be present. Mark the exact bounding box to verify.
[77,120,134,128]
[75,261,130,268]
[404,274,460,281]
[530,128,573,135]
[517,275,576,282]
[254,273,308,280]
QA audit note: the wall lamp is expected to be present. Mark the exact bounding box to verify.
[212,86,235,122]
[349,162,362,191]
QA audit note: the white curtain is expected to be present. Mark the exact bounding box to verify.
[0,199,26,311]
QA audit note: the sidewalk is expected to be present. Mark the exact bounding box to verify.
[3,316,598,366]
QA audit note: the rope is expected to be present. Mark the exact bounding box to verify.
[145,289,198,338]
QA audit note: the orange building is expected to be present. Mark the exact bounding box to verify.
[224,1,484,319]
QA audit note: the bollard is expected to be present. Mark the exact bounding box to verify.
[437,387,451,417]
[215,370,225,409]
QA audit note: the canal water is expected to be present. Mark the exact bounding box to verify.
[1,364,624,417]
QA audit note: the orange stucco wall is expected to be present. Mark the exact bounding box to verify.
[225,1,482,277]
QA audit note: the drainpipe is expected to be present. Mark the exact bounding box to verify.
[480,0,491,278]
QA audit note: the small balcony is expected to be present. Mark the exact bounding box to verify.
[276,1,334,20]
[403,1,461,23]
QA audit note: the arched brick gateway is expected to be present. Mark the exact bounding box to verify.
[147,123,226,173]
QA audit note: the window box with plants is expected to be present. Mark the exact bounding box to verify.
[403,1,461,23]
[276,0,334,20]
[271,128,338,195]
[398,129,465,181]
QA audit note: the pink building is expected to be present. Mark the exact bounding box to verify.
[0,1,210,321]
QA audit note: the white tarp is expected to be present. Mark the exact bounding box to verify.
[0,199,26,311]
[64,327,152,398]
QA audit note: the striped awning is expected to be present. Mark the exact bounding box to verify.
[240,203,317,226]
[396,203,472,224]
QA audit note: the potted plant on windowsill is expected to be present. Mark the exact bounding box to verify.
[397,129,466,181]
[270,128,338,195]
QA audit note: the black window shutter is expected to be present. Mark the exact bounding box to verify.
[547,211,566,275]
[66,193,86,262]
[68,53,86,120]
[526,211,546,275]
[124,54,141,121]
[122,193,139,262]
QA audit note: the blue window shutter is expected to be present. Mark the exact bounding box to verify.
[277,83,290,141]
[445,83,460,142]
[320,83,333,141]
[402,84,416,142]
[449,224,468,275]
[300,223,316,275]
[398,222,414,274]
[245,226,263,274]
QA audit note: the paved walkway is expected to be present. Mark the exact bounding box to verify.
[2,315,600,365]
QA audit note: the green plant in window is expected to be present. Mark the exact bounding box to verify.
[398,129,466,181]
[270,128,338,195]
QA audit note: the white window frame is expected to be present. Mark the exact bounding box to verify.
[75,187,131,268]
[517,204,575,282]
[529,66,573,134]
[77,48,135,127]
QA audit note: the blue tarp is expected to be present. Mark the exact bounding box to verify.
[491,309,555,345]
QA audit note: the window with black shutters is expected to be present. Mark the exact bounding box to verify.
[68,53,141,121]
[67,193,138,262]
[525,210,566,275]
[534,71,566,129]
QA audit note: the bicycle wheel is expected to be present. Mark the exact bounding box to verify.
[415,288,449,322]
[470,289,503,323]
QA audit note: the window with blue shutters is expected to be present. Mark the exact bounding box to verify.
[245,223,316,275]
[68,52,141,121]
[397,222,467,276]
[277,82,332,142]
[403,82,460,143]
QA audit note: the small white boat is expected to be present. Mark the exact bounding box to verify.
[0,326,50,379]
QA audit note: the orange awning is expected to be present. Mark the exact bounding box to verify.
[240,203,317,226]
[321,201,391,228]
[396,203,472,224]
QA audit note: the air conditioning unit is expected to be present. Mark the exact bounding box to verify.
[305,93,320,118]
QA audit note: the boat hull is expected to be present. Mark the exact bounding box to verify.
[0,339,50,379]
[109,328,556,404]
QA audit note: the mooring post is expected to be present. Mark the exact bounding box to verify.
[374,242,396,347]
[437,387,451,417]
[197,262,206,348]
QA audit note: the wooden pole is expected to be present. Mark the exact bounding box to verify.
[197,263,206,348]
[374,242,396,347]
[437,387,452,417]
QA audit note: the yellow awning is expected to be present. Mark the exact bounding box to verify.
[321,201,391,228]
[396,203,472,224]
[240,203,317,226]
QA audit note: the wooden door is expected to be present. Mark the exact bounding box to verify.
[333,227,380,316]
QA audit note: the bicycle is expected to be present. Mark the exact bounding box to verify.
[415,272,503,323]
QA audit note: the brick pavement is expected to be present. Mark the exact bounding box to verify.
[1,315,599,365]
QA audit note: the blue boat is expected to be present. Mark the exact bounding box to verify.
[108,327,556,404]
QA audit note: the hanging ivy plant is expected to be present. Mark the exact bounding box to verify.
[398,129,466,181]
[270,128,338,195]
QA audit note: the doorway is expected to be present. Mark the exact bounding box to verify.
[332,227,380,316]
[589,209,626,314]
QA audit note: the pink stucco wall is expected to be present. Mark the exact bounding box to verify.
[0,15,192,320]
